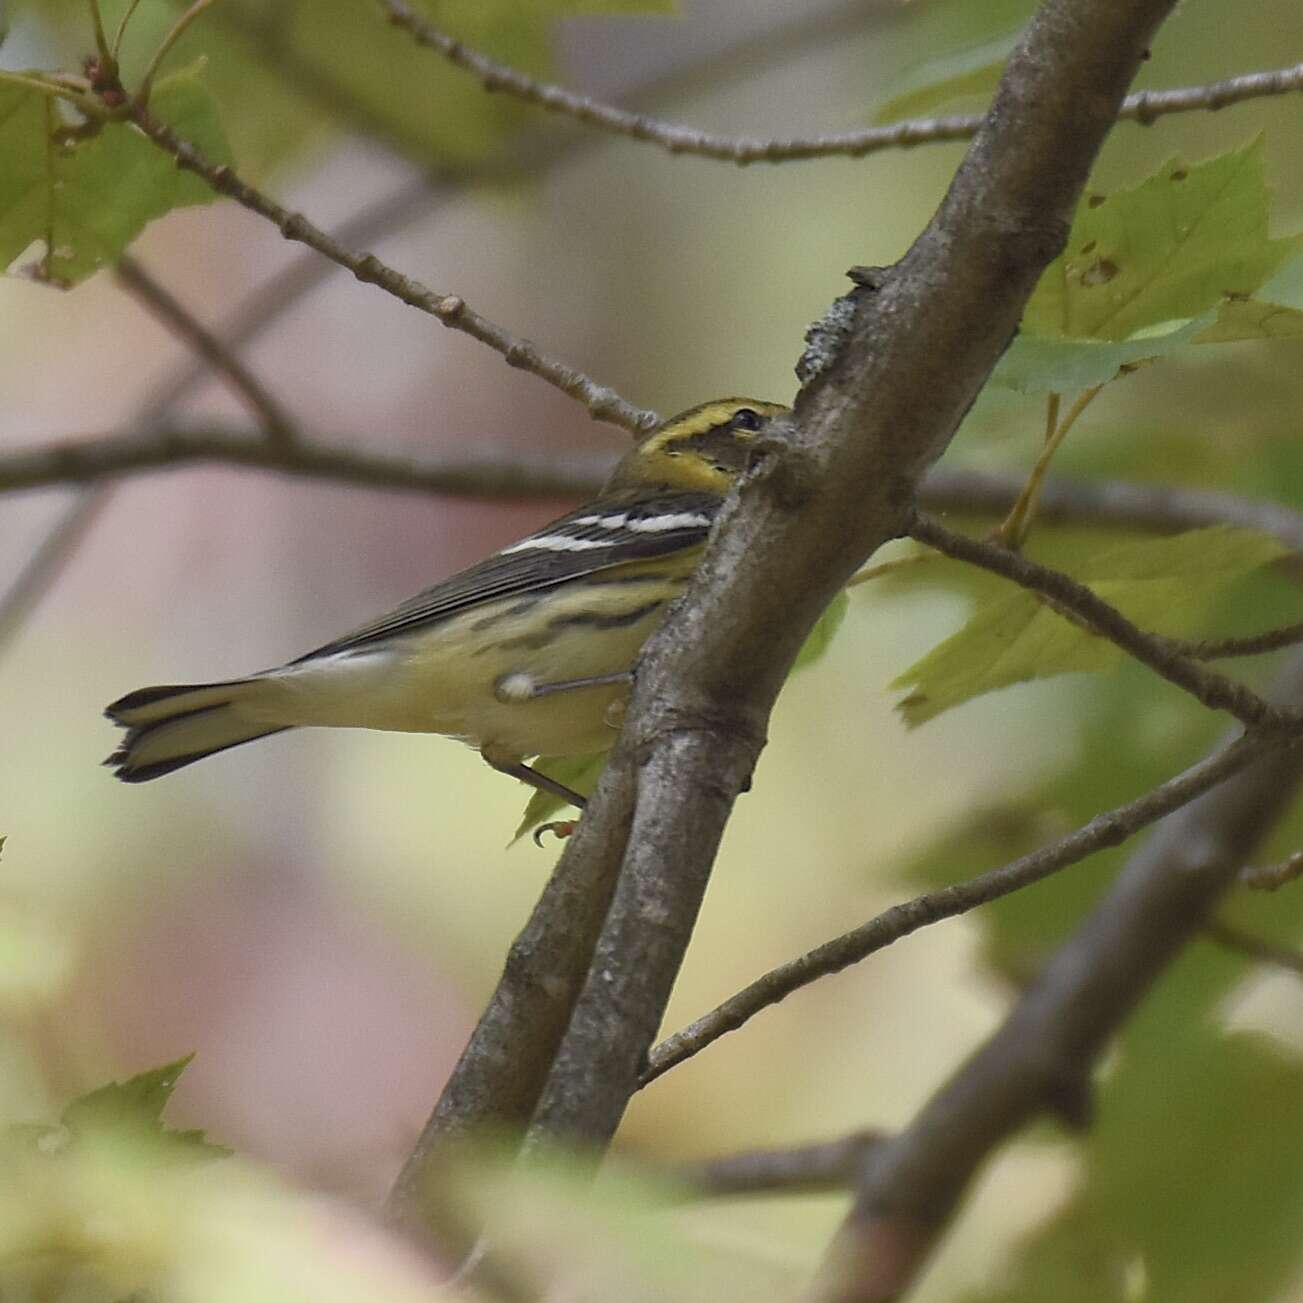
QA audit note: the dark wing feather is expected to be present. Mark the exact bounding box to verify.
[294,492,719,662]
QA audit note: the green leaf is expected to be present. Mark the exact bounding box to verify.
[61,1055,230,1160]
[872,32,1011,124]
[991,318,1204,393]
[794,589,849,670]
[512,752,607,845]
[892,527,1288,726]
[871,0,1033,119]
[8,0,564,176]
[1024,138,1303,343]
[1192,295,1303,343]
[0,63,231,286]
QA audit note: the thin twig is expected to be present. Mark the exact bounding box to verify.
[1204,919,1303,976]
[995,385,1105,546]
[908,513,1286,730]
[660,1131,884,1202]
[136,175,443,419]
[12,428,1303,553]
[87,0,111,62]
[377,1,1303,166]
[641,728,1283,1087]
[1240,850,1303,890]
[0,423,606,500]
[920,468,1303,555]
[115,256,298,444]
[137,0,220,103]
[159,0,883,418]
[111,0,145,61]
[125,104,655,434]
[1183,620,1303,661]
[0,493,109,656]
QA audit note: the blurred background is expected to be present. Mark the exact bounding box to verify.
[4,0,1303,1298]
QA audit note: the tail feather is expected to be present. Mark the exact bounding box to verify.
[105,679,289,782]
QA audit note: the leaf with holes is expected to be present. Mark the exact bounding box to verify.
[1026,137,1303,342]
[0,64,231,286]
[992,139,1303,392]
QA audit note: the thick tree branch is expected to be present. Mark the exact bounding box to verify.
[378,0,1303,165]
[810,650,1303,1303]
[500,0,1183,1171]
[640,726,1287,1085]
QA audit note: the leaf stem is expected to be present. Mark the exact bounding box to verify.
[87,0,112,62]
[137,0,221,104]
[111,0,146,61]
[845,550,937,588]
[995,383,1105,546]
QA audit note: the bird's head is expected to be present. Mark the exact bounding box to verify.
[604,398,788,496]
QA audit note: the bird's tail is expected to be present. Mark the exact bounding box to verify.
[105,678,289,782]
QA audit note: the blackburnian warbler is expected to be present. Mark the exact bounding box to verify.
[106,398,787,810]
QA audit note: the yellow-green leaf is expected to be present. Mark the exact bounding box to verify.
[872,32,1011,124]
[892,527,1289,726]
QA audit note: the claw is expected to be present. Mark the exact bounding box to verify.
[533,819,578,847]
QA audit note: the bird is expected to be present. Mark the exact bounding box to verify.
[105,398,787,813]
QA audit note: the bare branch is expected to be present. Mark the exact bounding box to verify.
[660,1130,884,1202]
[908,513,1287,729]
[1204,919,1303,976]
[641,727,1285,1086]
[13,422,1303,559]
[377,1,1303,166]
[4,249,303,660]
[810,650,1303,1303]
[1240,850,1303,890]
[136,175,443,420]
[157,0,886,419]
[115,255,298,443]
[1184,621,1303,661]
[125,104,656,434]
[920,468,1303,554]
[0,493,108,656]
[0,423,604,501]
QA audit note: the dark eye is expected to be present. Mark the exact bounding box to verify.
[730,407,762,432]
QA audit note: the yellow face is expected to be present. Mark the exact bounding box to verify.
[605,398,789,495]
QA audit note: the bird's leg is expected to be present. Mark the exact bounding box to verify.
[483,756,588,810]
[482,756,587,847]
[494,670,632,703]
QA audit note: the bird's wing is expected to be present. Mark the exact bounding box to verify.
[294,491,720,661]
